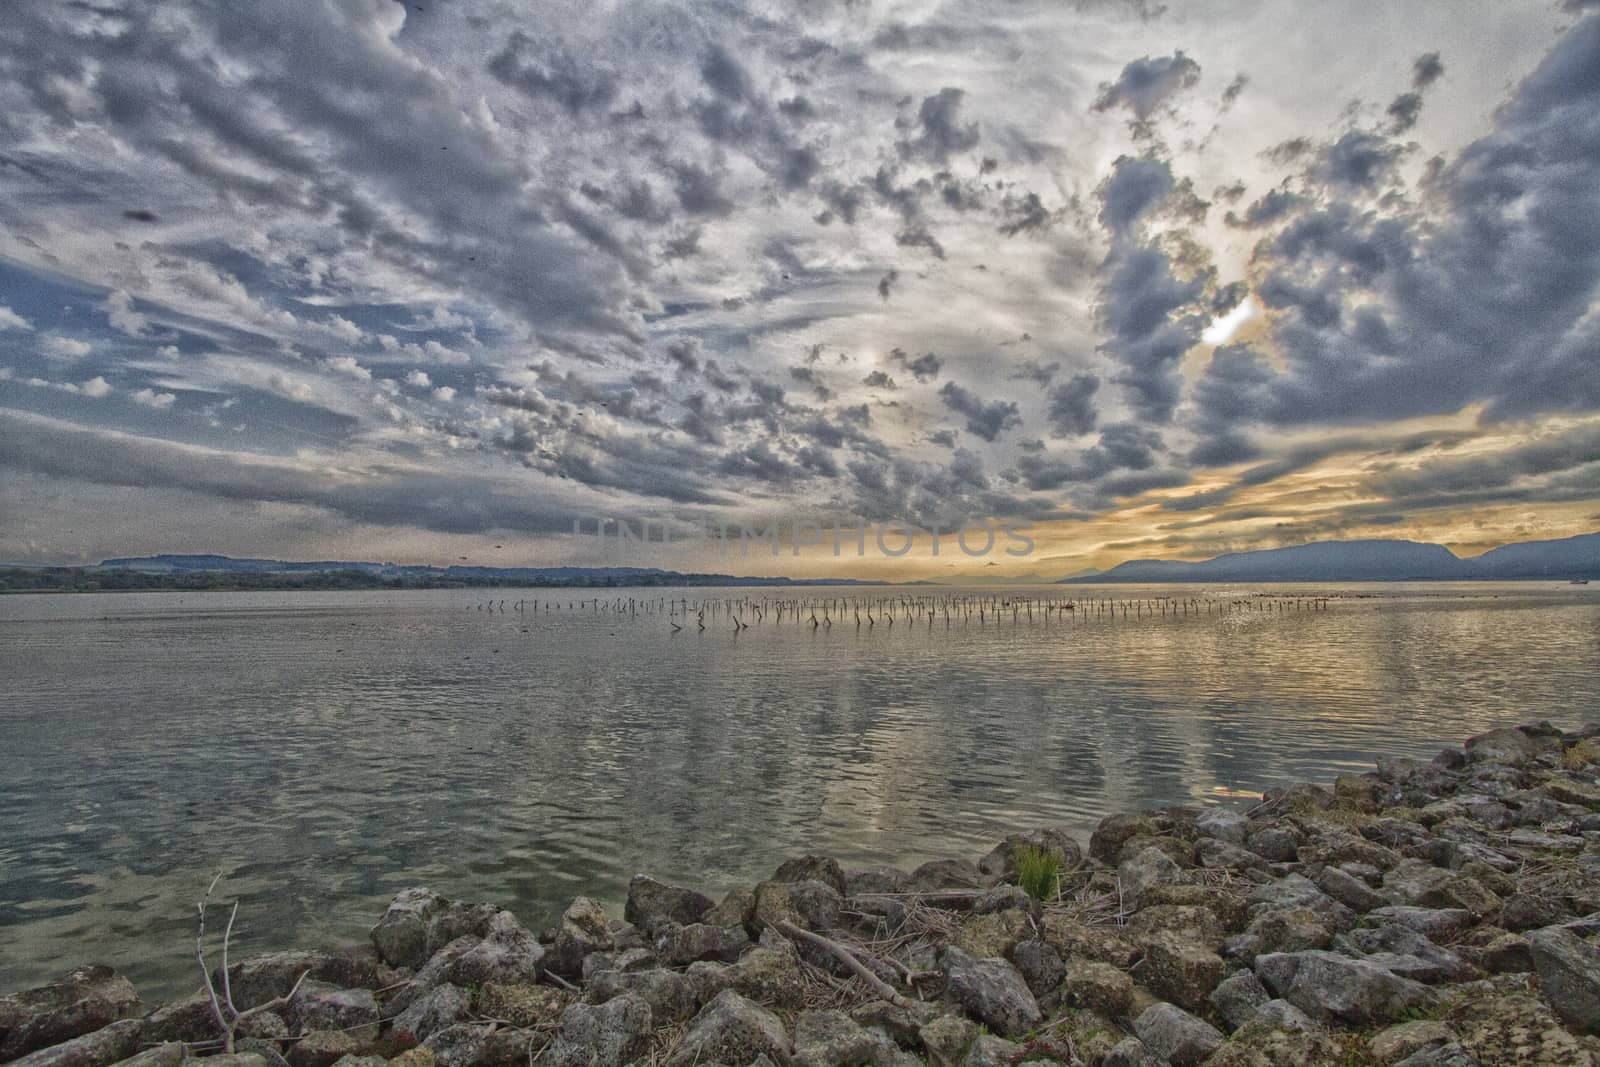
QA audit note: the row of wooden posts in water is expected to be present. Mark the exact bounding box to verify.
[473,592,1333,631]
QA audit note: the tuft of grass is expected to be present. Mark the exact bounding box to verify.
[1563,738,1600,769]
[1016,845,1062,901]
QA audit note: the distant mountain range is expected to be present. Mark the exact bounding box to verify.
[1060,532,1600,583]
[93,554,883,588]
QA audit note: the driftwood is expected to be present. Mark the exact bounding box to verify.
[195,874,311,1053]
[773,920,918,1009]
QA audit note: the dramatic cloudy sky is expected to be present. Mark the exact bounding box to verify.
[1,0,1598,577]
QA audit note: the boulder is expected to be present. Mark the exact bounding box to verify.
[6,1019,144,1067]
[1316,865,1388,912]
[1527,925,1600,1032]
[392,983,468,1041]
[1336,923,1473,984]
[1392,1044,1482,1066]
[1479,933,1534,973]
[1059,958,1133,1017]
[584,968,698,1022]
[1089,814,1158,865]
[539,994,653,1067]
[1446,987,1598,1065]
[906,859,988,893]
[1255,949,1434,1024]
[286,1029,364,1067]
[666,991,791,1067]
[773,856,848,896]
[917,1014,977,1067]
[1208,969,1270,1032]
[0,967,141,1061]
[371,889,451,969]
[1138,931,1225,1011]
[1252,999,1317,1032]
[285,982,379,1041]
[977,829,1083,883]
[140,992,219,1045]
[1037,915,1137,968]
[1245,827,1300,863]
[107,1044,186,1067]
[449,912,545,987]
[791,1009,880,1067]
[1131,1003,1223,1067]
[1117,847,1184,902]
[1369,1020,1458,1064]
[959,1034,1022,1067]
[1007,940,1063,1001]
[1196,807,1251,846]
[1368,906,1474,940]
[624,876,714,936]
[221,950,381,1011]
[939,947,1040,1038]
[950,911,1032,961]
[1202,1022,1365,1067]
[654,923,751,966]
[697,944,807,1010]
[1464,727,1542,765]
[545,897,613,978]
[752,880,842,934]
[418,1024,487,1067]
[1223,908,1332,963]
[1101,1037,1163,1067]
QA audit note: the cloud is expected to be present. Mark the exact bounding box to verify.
[939,381,1022,441]
[889,349,943,382]
[899,88,981,162]
[1047,374,1101,436]
[1092,52,1201,121]
[326,356,371,380]
[0,306,33,331]
[131,388,176,409]
[43,336,92,360]
[103,290,149,336]
[80,376,112,398]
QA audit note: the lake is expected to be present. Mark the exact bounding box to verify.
[1,581,1597,997]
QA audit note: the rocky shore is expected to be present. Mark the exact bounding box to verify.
[5,722,1600,1067]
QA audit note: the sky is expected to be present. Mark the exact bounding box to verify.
[1,0,1598,579]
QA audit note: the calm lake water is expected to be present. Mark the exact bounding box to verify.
[1,581,1597,997]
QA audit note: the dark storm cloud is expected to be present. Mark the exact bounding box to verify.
[1194,14,1600,430]
[1008,360,1060,386]
[1046,373,1101,436]
[899,88,981,163]
[1095,157,1212,423]
[1413,52,1445,89]
[1318,131,1405,190]
[938,381,1022,441]
[1225,189,1303,228]
[862,370,896,389]
[889,349,942,382]
[488,32,619,114]
[878,270,899,300]
[1091,52,1200,120]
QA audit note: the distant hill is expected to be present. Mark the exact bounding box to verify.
[1060,533,1600,583]
[87,554,885,588]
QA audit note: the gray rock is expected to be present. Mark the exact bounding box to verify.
[654,922,751,966]
[371,888,449,969]
[977,828,1084,883]
[773,856,848,896]
[917,1014,977,1067]
[545,897,613,978]
[219,950,381,1011]
[667,990,791,1067]
[0,967,142,1061]
[6,1019,145,1067]
[939,946,1041,1038]
[285,982,379,1041]
[1223,908,1332,963]
[1316,865,1387,912]
[140,992,218,1045]
[1255,949,1435,1024]
[1196,807,1251,846]
[1059,957,1133,1017]
[419,1023,488,1067]
[1008,940,1064,1000]
[1393,1044,1482,1066]
[906,859,989,892]
[1209,969,1270,1031]
[450,911,545,986]
[327,1057,384,1067]
[1479,933,1534,973]
[1132,1002,1224,1067]
[959,1034,1023,1067]
[540,994,653,1067]
[697,944,807,1010]
[286,1029,364,1067]
[106,1043,186,1067]
[387,935,480,1013]
[1246,828,1300,863]
[791,1009,878,1067]
[392,983,468,1041]
[1464,727,1541,765]
[1101,1037,1163,1067]
[1368,1019,1458,1064]
[625,875,714,936]
[1336,924,1472,984]
[1527,925,1600,1032]
[585,968,700,1022]
[1195,838,1270,874]
[1118,846,1183,902]
[1139,930,1225,1011]
[1368,906,1474,939]
[843,867,911,896]
[1252,998,1318,1032]
[970,886,1031,915]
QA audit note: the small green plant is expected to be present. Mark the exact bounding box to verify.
[1015,845,1061,901]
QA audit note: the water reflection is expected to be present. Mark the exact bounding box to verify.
[0,583,1596,996]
